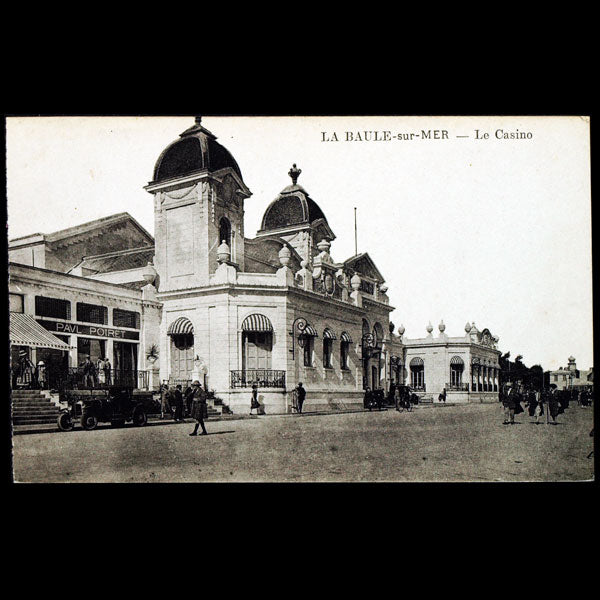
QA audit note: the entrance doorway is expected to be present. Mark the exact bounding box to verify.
[170,333,194,382]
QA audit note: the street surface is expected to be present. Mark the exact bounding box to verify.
[12,403,594,483]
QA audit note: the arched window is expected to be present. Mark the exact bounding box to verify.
[410,356,425,390]
[373,322,384,347]
[241,314,273,372]
[219,217,233,259]
[168,317,195,382]
[322,328,336,369]
[450,356,464,388]
[340,332,352,370]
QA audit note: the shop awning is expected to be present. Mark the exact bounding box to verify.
[241,314,273,332]
[168,317,194,335]
[340,331,353,343]
[10,313,72,351]
[323,328,337,340]
[300,324,318,337]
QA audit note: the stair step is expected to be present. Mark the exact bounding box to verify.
[13,417,60,425]
[13,406,60,417]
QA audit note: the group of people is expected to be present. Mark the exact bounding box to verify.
[11,350,47,389]
[159,381,210,435]
[79,355,112,387]
[362,384,417,412]
[499,381,588,425]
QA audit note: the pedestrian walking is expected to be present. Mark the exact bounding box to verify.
[533,390,544,424]
[184,385,194,416]
[438,387,447,403]
[189,380,208,436]
[394,386,402,411]
[250,384,260,415]
[173,384,185,421]
[160,383,173,419]
[547,384,561,425]
[296,382,306,414]
[501,381,517,425]
[364,386,373,411]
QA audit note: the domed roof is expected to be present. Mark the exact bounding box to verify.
[259,165,329,232]
[152,117,243,183]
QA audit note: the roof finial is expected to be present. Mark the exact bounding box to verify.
[195,116,202,125]
[288,163,301,185]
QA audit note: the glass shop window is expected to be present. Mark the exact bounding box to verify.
[35,296,71,320]
[77,302,108,325]
[113,308,140,329]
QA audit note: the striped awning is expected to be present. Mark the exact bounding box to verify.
[10,313,72,351]
[323,328,337,340]
[340,331,353,343]
[241,314,273,332]
[450,355,465,365]
[410,356,424,367]
[300,324,318,337]
[168,317,194,335]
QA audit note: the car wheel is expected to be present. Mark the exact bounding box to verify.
[132,409,147,426]
[57,413,74,431]
[81,412,98,431]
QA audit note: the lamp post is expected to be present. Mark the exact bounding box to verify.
[289,317,308,360]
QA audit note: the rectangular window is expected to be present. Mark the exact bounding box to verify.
[323,338,333,369]
[113,308,140,329]
[77,302,108,325]
[243,332,273,370]
[303,336,313,367]
[340,341,350,370]
[10,293,24,313]
[35,296,71,320]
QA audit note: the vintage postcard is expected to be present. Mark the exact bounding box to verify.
[6,115,593,482]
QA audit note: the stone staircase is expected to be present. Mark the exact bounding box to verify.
[418,394,434,405]
[11,389,62,426]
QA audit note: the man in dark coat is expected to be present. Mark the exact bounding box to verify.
[189,381,208,436]
[80,355,96,388]
[184,385,194,416]
[173,384,185,422]
[501,382,517,424]
[364,386,373,410]
[547,384,561,424]
[296,382,306,414]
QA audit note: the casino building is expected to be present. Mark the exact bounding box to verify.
[8,117,501,412]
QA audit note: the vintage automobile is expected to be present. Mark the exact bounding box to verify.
[57,386,154,431]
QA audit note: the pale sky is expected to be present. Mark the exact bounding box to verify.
[5,116,593,371]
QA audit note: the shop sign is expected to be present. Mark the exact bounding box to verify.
[37,319,139,340]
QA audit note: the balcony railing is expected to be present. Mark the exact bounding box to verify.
[54,368,149,390]
[230,370,286,389]
[446,383,469,391]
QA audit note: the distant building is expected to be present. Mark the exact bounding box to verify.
[400,321,501,403]
[546,356,593,390]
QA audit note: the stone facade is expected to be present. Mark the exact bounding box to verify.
[9,263,162,390]
[401,321,501,403]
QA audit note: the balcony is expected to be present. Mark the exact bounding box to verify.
[230,370,286,389]
[57,368,149,390]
